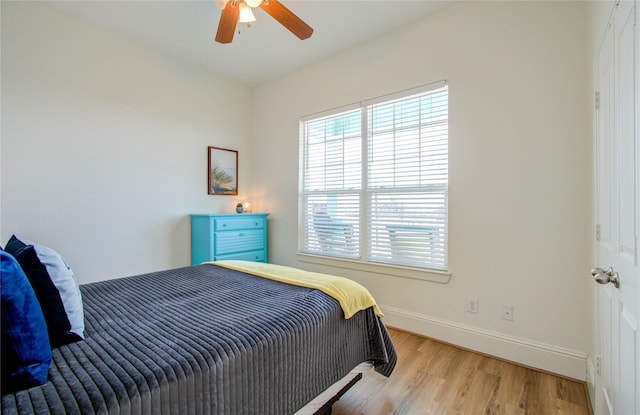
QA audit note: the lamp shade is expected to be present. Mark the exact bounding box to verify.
[238,2,256,23]
[245,0,262,7]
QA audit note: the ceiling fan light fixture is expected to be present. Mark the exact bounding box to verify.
[238,2,256,24]
[244,0,263,8]
[215,0,312,44]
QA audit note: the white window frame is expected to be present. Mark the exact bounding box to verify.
[298,81,450,283]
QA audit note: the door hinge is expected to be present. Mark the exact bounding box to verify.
[596,356,601,375]
[595,91,600,110]
[596,224,601,241]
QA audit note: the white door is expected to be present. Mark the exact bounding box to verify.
[594,1,639,415]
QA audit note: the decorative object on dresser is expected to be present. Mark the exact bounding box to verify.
[208,146,238,195]
[190,213,269,264]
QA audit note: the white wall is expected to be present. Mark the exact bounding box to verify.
[252,1,592,379]
[1,2,253,282]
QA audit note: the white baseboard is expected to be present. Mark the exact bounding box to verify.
[380,305,588,381]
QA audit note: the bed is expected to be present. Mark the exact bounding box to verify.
[1,259,397,414]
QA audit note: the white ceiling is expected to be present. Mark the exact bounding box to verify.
[47,0,456,87]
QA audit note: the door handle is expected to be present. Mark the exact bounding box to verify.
[591,266,620,288]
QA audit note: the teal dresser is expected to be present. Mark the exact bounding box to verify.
[190,213,269,265]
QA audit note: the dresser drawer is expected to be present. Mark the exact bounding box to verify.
[215,250,265,262]
[215,217,265,231]
[215,230,264,255]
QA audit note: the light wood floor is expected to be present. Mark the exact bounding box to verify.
[332,328,592,415]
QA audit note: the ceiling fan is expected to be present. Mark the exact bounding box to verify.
[215,0,313,44]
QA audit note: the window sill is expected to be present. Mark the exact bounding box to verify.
[296,253,451,284]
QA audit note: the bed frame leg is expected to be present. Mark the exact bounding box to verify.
[312,373,363,415]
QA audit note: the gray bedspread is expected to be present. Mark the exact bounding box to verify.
[1,264,397,415]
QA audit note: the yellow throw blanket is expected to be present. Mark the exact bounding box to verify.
[207,260,383,319]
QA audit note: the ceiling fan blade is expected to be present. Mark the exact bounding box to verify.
[215,2,239,44]
[259,0,313,40]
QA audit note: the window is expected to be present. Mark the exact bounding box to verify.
[299,81,448,272]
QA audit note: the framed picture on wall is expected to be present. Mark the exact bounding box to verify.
[208,146,238,195]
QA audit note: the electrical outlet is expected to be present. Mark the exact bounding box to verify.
[502,304,514,321]
[466,297,479,313]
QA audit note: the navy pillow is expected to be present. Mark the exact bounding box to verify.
[1,250,52,394]
[5,235,85,347]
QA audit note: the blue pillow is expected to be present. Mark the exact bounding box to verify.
[1,250,52,393]
[5,235,84,347]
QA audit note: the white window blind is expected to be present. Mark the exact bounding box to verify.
[299,81,448,271]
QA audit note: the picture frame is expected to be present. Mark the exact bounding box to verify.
[208,146,238,195]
